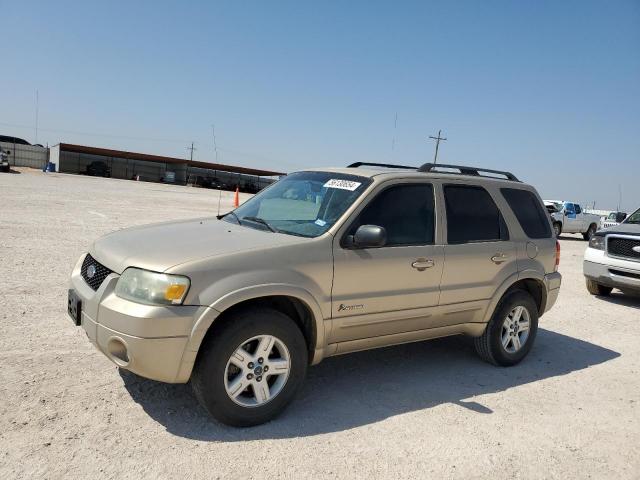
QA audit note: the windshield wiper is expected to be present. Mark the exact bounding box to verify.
[242,216,278,233]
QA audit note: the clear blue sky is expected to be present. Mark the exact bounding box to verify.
[3,0,639,210]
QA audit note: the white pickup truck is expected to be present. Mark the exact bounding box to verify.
[544,200,601,240]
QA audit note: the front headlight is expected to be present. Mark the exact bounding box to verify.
[589,235,605,250]
[115,268,190,305]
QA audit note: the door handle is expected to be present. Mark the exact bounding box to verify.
[411,258,435,271]
[491,253,509,264]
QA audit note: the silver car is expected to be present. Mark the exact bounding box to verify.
[68,162,561,426]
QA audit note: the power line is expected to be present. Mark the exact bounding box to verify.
[428,129,447,164]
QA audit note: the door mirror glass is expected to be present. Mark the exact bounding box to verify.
[351,224,387,248]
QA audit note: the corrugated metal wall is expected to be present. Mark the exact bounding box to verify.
[0,142,48,169]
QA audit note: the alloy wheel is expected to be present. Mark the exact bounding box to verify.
[501,306,531,353]
[224,335,291,407]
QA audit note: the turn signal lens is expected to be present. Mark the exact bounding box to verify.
[555,240,560,272]
[164,284,188,302]
[589,235,605,251]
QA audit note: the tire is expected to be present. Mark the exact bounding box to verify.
[474,290,539,366]
[553,222,562,237]
[585,278,613,296]
[582,224,597,241]
[191,307,308,427]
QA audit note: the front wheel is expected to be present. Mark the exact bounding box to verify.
[586,278,612,296]
[553,222,562,237]
[475,290,539,366]
[191,307,308,427]
[582,224,597,241]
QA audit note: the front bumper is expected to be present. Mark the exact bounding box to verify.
[583,247,640,292]
[69,254,215,383]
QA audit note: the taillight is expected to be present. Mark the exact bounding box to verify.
[555,240,560,271]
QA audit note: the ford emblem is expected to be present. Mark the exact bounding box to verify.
[87,264,97,278]
[633,246,640,254]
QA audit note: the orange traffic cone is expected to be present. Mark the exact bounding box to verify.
[233,186,240,207]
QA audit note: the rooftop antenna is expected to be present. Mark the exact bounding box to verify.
[213,125,223,216]
[428,129,447,164]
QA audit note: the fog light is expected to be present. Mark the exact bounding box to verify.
[107,337,130,366]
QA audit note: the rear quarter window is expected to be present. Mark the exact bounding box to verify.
[501,188,552,239]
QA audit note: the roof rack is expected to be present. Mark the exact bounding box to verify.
[347,161,417,170]
[418,163,519,182]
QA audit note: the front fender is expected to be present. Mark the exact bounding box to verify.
[175,283,328,382]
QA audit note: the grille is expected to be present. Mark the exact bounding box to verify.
[607,236,640,261]
[81,254,113,291]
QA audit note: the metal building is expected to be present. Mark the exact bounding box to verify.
[49,143,284,192]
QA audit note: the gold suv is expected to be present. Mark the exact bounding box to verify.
[68,162,562,426]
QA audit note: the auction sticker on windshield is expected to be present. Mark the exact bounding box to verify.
[323,179,362,191]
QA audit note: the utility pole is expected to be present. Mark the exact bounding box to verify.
[187,142,196,161]
[428,130,446,164]
[35,89,39,144]
[211,125,219,163]
[617,184,622,212]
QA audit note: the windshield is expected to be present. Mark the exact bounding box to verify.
[224,171,372,237]
[624,208,640,224]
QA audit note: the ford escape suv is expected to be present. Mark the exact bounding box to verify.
[68,162,562,426]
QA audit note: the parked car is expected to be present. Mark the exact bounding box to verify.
[601,211,627,229]
[68,162,561,426]
[0,148,10,172]
[584,206,640,297]
[86,161,111,177]
[545,200,600,240]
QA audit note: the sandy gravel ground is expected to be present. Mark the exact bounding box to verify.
[1,169,639,479]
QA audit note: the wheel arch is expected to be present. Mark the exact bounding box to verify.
[481,274,547,325]
[177,285,327,382]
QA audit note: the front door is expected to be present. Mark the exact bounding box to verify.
[330,182,444,343]
[563,202,580,233]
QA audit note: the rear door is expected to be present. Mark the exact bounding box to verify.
[574,204,586,231]
[438,183,517,322]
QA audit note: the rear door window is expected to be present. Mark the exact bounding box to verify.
[444,185,508,243]
[501,188,552,239]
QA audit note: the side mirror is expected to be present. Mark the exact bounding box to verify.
[349,224,387,248]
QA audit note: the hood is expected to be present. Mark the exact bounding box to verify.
[91,217,304,273]
[597,223,640,236]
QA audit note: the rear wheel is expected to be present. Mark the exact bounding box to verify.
[582,224,597,241]
[475,290,538,366]
[191,307,308,427]
[586,278,613,296]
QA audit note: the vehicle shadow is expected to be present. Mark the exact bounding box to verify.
[119,328,619,441]
[557,235,586,242]
[597,291,640,309]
